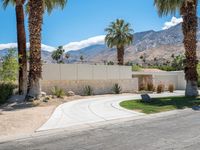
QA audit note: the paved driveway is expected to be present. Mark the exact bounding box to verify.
[38,91,185,131]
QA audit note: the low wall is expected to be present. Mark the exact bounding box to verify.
[132,71,186,90]
[41,79,138,95]
[41,64,138,95]
[42,64,132,80]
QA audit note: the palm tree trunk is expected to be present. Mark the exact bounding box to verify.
[117,46,124,65]
[26,0,44,100]
[16,0,27,95]
[181,0,199,97]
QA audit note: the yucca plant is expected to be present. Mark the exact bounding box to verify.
[112,83,122,94]
[83,85,93,96]
[51,86,65,98]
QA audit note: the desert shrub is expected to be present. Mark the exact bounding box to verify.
[0,82,16,104]
[132,65,141,71]
[139,83,147,91]
[168,84,174,93]
[157,83,165,94]
[51,86,65,98]
[112,83,122,94]
[83,85,93,96]
[147,82,154,92]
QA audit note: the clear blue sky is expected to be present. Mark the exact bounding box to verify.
[0,0,189,47]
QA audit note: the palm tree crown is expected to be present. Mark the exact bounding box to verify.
[105,19,133,49]
[2,0,67,13]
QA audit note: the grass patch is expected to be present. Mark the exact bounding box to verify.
[120,96,200,114]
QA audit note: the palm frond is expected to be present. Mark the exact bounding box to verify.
[2,0,15,9]
[105,19,134,48]
[154,0,184,16]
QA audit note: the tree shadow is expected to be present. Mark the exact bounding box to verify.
[0,101,37,112]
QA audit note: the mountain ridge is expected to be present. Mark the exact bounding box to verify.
[1,19,200,64]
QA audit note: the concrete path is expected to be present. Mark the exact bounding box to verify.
[37,91,185,131]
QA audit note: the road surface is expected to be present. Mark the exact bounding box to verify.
[1,109,200,150]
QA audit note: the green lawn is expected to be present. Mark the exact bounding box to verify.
[120,96,200,114]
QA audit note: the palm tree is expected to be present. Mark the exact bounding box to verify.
[154,0,199,97]
[80,55,84,63]
[26,0,67,100]
[51,46,65,63]
[2,0,28,95]
[105,19,134,65]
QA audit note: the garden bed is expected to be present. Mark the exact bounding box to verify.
[120,96,200,114]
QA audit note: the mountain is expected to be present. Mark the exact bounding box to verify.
[1,19,200,64]
[66,19,200,64]
[0,48,53,63]
[0,44,54,63]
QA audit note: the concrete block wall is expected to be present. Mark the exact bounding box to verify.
[41,64,137,95]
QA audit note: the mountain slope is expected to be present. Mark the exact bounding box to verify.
[1,19,200,64]
[66,20,200,64]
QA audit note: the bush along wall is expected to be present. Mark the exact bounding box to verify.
[0,82,17,104]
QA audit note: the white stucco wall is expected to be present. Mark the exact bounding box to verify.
[132,71,186,90]
[42,64,132,80]
[41,64,137,95]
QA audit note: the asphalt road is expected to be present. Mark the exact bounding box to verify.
[1,109,200,150]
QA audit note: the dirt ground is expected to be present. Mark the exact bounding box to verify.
[0,95,83,139]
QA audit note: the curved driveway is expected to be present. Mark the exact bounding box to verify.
[37,91,185,131]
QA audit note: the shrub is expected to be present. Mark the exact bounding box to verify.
[139,83,147,91]
[132,65,141,71]
[0,49,18,82]
[157,83,165,94]
[147,82,154,92]
[83,85,93,96]
[112,83,122,94]
[168,84,174,93]
[51,86,65,98]
[0,82,16,104]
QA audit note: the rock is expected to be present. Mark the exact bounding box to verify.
[67,91,75,96]
[43,96,51,103]
[41,92,47,97]
[141,94,152,103]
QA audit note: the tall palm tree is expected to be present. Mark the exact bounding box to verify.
[2,0,28,95]
[105,19,134,65]
[154,0,199,97]
[26,0,67,100]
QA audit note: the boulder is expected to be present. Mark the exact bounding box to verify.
[141,94,152,103]
[41,92,47,97]
[67,91,75,96]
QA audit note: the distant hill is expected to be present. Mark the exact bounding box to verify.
[66,19,200,64]
[0,48,53,63]
[1,19,200,65]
